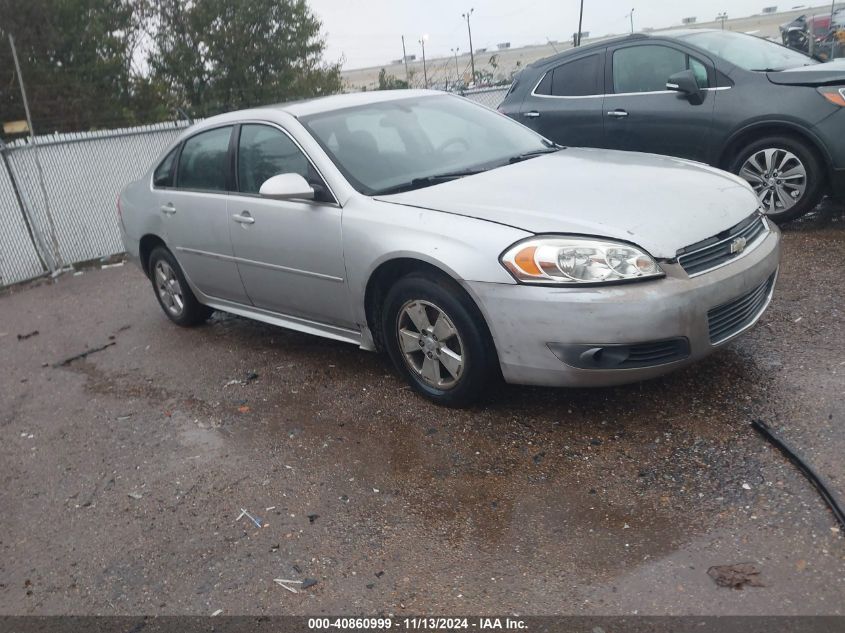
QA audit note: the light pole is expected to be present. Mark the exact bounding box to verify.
[717,12,728,29]
[401,35,409,85]
[419,35,429,88]
[831,0,838,60]
[462,9,476,84]
[576,0,584,46]
[628,8,635,33]
[451,47,461,85]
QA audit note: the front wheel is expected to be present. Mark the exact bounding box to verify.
[382,273,498,407]
[730,135,824,224]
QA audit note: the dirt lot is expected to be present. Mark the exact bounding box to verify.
[1,204,844,616]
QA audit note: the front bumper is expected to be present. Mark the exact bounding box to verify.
[466,227,781,387]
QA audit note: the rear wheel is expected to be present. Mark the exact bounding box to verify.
[382,273,498,407]
[730,135,824,224]
[148,246,212,326]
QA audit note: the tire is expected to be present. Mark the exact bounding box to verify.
[729,135,825,224]
[148,246,212,326]
[381,272,498,407]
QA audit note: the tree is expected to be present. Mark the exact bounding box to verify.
[377,68,408,90]
[150,0,341,117]
[0,0,162,134]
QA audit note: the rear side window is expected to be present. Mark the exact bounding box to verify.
[153,148,177,188]
[177,126,232,192]
[535,54,601,96]
[613,45,709,93]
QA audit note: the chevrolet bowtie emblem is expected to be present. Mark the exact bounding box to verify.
[730,236,748,254]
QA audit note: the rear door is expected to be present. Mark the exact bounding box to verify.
[602,42,716,162]
[159,125,250,303]
[227,123,353,328]
[518,52,606,147]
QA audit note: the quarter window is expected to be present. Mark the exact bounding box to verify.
[536,54,602,96]
[612,45,710,93]
[177,126,232,192]
[237,124,314,195]
[153,148,178,188]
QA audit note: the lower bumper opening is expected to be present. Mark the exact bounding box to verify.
[548,338,691,370]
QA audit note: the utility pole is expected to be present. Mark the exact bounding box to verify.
[462,9,476,84]
[419,35,428,88]
[629,8,635,33]
[8,33,61,272]
[576,0,585,46]
[401,35,410,85]
[451,48,461,86]
[831,0,838,60]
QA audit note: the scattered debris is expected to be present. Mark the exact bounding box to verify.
[211,609,223,616]
[128,491,143,500]
[224,371,260,387]
[53,341,116,367]
[273,578,301,594]
[752,420,845,531]
[307,514,319,524]
[265,506,276,511]
[237,405,251,414]
[794,316,803,323]
[707,563,765,589]
[742,483,752,490]
[101,262,124,269]
[17,330,39,341]
[236,508,262,528]
[532,451,545,464]
[375,571,385,578]
[301,578,318,590]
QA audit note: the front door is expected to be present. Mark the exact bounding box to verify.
[602,42,716,163]
[160,125,249,303]
[518,51,606,147]
[227,123,353,328]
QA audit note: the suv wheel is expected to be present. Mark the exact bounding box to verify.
[730,135,824,224]
[382,273,498,407]
[148,246,212,326]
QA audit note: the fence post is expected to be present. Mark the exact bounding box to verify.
[0,140,54,274]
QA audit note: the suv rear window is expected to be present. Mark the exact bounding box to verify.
[535,54,601,96]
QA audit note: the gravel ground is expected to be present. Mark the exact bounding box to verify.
[0,203,843,616]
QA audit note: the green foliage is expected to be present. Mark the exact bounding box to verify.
[377,68,408,90]
[150,0,341,118]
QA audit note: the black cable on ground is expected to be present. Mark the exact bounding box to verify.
[752,419,845,531]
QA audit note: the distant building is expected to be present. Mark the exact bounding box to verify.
[682,16,697,24]
[762,6,778,14]
[497,42,511,50]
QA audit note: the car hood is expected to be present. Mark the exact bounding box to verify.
[767,59,845,86]
[375,148,759,259]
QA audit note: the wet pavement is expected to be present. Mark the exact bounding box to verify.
[1,203,843,615]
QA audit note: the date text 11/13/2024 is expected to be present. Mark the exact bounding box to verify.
[307,617,528,630]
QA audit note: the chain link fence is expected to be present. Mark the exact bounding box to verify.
[0,90,508,289]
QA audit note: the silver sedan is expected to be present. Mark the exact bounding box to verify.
[119,90,780,406]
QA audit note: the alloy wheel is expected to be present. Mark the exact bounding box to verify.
[739,148,807,215]
[154,260,185,317]
[396,300,465,389]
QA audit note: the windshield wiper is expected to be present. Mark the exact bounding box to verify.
[374,168,485,195]
[507,146,561,164]
[750,67,783,72]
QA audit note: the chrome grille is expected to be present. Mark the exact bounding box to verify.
[707,273,776,344]
[678,214,768,276]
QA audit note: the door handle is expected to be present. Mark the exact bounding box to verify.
[160,203,176,215]
[523,111,541,118]
[232,212,255,225]
[607,109,629,118]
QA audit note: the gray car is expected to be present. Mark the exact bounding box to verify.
[118,90,780,406]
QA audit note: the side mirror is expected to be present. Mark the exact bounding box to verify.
[259,173,314,201]
[666,69,703,100]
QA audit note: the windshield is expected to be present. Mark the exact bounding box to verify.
[680,30,817,71]
[300,95,552,195]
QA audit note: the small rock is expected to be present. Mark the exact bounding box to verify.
[128,491,143,500]
[307,514,319,524]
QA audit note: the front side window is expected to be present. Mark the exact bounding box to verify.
[177,126,232,192]
[301,95,552,195]
[237,124,313,194]
[153,148,177,188]
[613,45,710,93]
[535,54,602,96]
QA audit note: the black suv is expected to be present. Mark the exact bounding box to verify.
[499,29,845,223]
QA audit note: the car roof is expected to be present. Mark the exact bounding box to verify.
[272,89,442,117]
[526,29,722,69]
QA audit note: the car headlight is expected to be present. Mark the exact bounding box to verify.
[501,237,663,284]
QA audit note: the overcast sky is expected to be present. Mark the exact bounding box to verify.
[308,0,832,69]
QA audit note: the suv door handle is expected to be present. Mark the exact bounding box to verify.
[232,211,255,225]
[160,203,176,215]
[607,109,629,118]
[523,111,541,118]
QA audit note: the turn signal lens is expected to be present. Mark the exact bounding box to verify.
[501,237,663,284]
[818,86,845,107]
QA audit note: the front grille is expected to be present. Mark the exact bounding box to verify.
[707,273,776,344]
[678,214,768,276]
